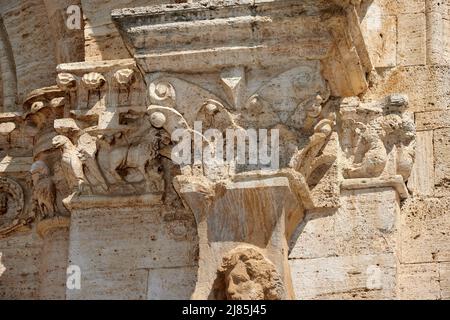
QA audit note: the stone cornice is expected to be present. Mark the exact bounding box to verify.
[112,0,371,96]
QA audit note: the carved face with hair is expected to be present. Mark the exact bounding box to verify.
[218,246,285,300]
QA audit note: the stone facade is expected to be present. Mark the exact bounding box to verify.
[0,0,448,300]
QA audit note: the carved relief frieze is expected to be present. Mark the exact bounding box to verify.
[51,60,166,198]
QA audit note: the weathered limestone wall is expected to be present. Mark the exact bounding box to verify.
[66,203,198,300]
[288,0,450,300]
[0,0,449,300]
[289,188,400,299]
[0,0,57,104]
[37,220,70,300]
[361,0,450,300]
[0,229,42,299]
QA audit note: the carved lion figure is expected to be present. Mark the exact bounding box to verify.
[212,246,286,300]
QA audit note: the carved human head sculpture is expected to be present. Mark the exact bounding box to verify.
[215,246,285,300]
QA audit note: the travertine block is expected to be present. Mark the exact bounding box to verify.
[289,187,401,299]
[335,188,400,256]
[397,13,427,66]
[290,254,397,300]
[38,227,69,300]
[416,110,450,131]
[0,230,42,299]
[400,197,450,264]
[289,210,337,260]
[67,268,149,300]
[147,267,197,300]
[398,263,440,300]
[407,130,435,196]
[434,128,450,193]
[290,188,400,259]
[367,0,425,15]
[440,263,450,299]
[0,0,57,103]
[366,66,450,112]
[66,205,198,299]
[361,14,397,68]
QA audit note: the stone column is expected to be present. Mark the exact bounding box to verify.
[37,217,70,300]
[176,174,306,300]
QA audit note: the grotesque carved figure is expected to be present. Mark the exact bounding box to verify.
[30,161,57,219]
[76,133,109,193]
[340,95,416,180]
[96,123,162,191]
[383,95,416,180]
[0,193,8,215]
[213,246,285,300]
[52,135,88,194]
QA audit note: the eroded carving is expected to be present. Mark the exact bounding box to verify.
[340,95,416,181]
[82,72,106,90]
[30,161,57,219]
[113,68,135,87]
[212,246,286,300]
[0,177,30,238]
[56,73,77,91]
[52,135,88,194]
[0,177,24,218]
[96,127,162,190]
